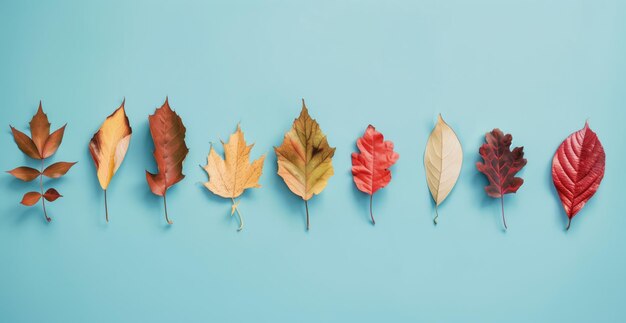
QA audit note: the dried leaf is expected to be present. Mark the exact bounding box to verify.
[476,129,527,230]
[43,188,62,202]
[29,102,50,157]
[43,162,77,178]
[8,102,75,222]
[10,126,40,159]
[89,100,132,222]
[21,192,42,206]
[351,125,399,225]
[424,115,463,224]
[146,98,189,224]
[203,124,265,231]
[552,122,605,230]
[42,125,66,158]
[7,166,41,182]
[274,99,335,230]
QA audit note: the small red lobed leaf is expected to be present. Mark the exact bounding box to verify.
[7,166,41,182]
[552,122,605,229]
[43,188,62,202]
[21,192,42,206]
[476,129,527,198]
[351,125,399,195]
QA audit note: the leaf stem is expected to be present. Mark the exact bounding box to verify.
[434,205,439,225]
[500,196,507,230]
[566,218,571,231]
[104,189,109,223]
[40,158,50,222]
[231,198,243,231]
[164,194,172,225]
[369,194,375,225]
[305,200,310,231]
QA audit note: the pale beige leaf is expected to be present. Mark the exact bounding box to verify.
[424,114,463,214]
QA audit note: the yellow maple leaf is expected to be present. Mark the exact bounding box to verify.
[203,124,265,231]
[274,99,335,230]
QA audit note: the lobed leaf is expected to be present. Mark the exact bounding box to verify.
[351,125,399,196]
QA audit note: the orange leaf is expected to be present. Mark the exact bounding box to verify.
[10,126,40,159]
[89,100,132,222]
[21,192,41,206]
[146,98,188,224]
[89,100,132,190]
[7,166,41,182]
[43,188,62,202]
[29,102,50,157]
[42,124,66,158]
[43,162,77,178]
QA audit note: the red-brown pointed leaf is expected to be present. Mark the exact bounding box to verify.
[43,188,62,202]
[42,125,66,158]
[10,126,41,159]
[146,98,189,196]
[43,161,77,178]
[30,102,51,156]
[21,192,42,206]
[552,122,605,228]
[7,166,41,182]
[351,125,399,195]
[476,129,527,198]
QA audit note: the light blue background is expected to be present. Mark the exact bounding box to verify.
[1,0,625,322]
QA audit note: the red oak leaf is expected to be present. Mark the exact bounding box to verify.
[552,122,605,230]
[476,129,527,230]
[351,125,399,225]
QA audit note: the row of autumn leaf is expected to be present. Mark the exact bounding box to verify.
[7,99,605,231]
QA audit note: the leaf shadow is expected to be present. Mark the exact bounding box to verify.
[84,146,110,228]
[2,177,51,226]
[266,151,309,232]
[546,161,568,231]
[348,170,372,225]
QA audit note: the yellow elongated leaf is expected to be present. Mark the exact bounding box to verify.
[89,100,132,222]
[203,125,265,231]
[274,99,335,230]
[424,114,463,224]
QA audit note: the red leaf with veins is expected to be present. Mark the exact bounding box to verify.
[146,97,189,224]
[476,129,527,230]
[552,122,605,230]
[351,125,399,225]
